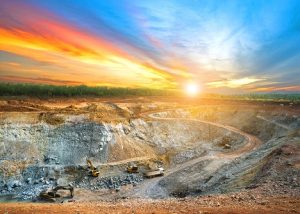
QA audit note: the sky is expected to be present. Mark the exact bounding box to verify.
[0,0,300,93]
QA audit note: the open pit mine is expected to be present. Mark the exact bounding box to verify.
[0,98,299,213]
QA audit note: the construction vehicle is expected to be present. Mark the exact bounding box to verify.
[127,164,138,173]
[39,184,74,202]
[144,167,164,178]
[87,159,100,177]
[224,143,231,149]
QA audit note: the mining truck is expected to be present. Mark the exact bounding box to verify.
[144,167,164,178]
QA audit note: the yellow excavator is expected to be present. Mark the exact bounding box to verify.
[127,164,138,173]
[87,159,100,177]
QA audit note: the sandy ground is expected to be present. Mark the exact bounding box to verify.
[1,195,299,214]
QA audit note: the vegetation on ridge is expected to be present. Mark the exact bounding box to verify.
[0,83,174,97]
[0,83,299,102]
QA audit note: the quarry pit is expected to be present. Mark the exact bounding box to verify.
[0,97,299,213]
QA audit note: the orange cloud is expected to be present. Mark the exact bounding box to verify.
[0,3,180,89]
[0,24,177,88]
[0,75,82,85]
[206,77,265,88]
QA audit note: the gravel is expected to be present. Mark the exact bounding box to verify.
[76,174,144,190]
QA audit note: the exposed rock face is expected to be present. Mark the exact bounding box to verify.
[0,115,114,199]
[46,122,111,164]
[0,119,112,166]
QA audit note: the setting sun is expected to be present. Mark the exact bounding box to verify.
[185,83,200,96]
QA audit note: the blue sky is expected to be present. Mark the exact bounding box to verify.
[0,0,299,92]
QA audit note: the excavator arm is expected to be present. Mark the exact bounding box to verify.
[86,159,100,177]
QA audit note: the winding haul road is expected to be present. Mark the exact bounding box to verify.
[256,115,290,130]
[127,109,263,198]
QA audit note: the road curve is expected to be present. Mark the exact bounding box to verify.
[127,109,263,198]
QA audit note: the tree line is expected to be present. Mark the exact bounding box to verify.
[0,83,174,97]
[0,83,298,101]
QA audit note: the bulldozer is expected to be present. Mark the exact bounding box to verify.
[127,164,138,173]
[87,159,100,177]
[39,184,74,202]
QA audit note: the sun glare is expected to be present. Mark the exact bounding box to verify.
[185,83,200,97]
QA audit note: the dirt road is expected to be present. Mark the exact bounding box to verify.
[127,110,263,198]
[256,115,290,130]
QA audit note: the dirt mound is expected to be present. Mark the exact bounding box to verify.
[0,100,49,112]
[39,112,65,125]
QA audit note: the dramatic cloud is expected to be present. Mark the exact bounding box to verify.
[206,78,265,88]
[0,0,299,92]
